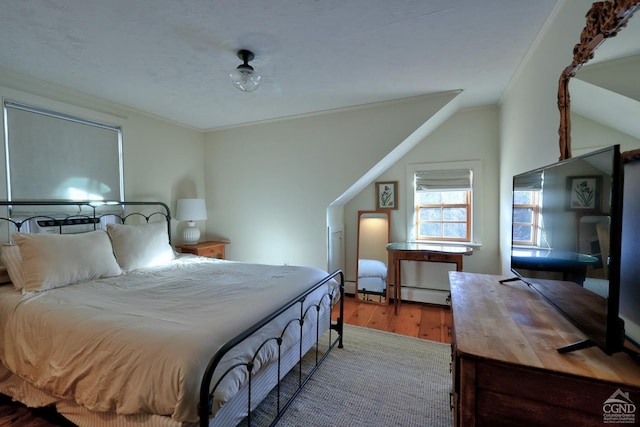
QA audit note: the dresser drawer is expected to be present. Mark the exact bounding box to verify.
[196,245,224,258]
[175,241,229,259]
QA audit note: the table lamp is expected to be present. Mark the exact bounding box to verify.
[176,198,207,244]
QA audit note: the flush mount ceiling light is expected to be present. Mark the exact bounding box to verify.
[230,49,262,92]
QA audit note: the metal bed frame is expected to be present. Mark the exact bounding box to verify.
[0,200,171,239]
[0,200,345,427]
[200,269,344,426]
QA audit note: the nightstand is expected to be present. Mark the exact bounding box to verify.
[0,266,10,285]
[175,240,230,259]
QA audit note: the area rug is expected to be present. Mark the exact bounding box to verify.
[243,324,453,427]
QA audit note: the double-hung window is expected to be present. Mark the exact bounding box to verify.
[512,171,543,247]
[414,169,472,242]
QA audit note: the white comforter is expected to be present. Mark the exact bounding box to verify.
[357,258,387,279]
[0,256,336,424]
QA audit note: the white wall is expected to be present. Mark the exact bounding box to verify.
[203,93,458,269]
[0,73,205,241]
[344,106,501,282]
[498,0,592,274]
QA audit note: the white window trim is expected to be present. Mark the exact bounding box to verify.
[406,160,483,246]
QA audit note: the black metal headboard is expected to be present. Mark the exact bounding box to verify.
[0,201,172,244]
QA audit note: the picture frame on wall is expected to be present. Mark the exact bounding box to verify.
[375,181,398,210]
[566,175,601,211]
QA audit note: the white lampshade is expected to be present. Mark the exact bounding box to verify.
[176,199,208,244]
[176,199,207,221]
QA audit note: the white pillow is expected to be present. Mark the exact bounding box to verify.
[1,244,25,290]
[12,231,122,292]
[106,221,175,270]
[357,258,387,279]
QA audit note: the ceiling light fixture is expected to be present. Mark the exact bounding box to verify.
[230,49,261,92]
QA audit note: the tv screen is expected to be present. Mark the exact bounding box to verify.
[510,145,625,354]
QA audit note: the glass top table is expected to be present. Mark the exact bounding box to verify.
[386,242,474,313]
[386,242,474,255]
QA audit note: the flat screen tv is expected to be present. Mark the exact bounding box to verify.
[509,145,625,355]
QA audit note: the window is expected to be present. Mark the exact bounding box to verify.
[512,190,541,246]
[414,169,472,242]
[3,100,123,202]
[512,170,543,247]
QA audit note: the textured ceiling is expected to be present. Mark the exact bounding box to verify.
[0,0,559,130]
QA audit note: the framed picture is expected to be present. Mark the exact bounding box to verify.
[566,175,601,211]
[375,181,398,210]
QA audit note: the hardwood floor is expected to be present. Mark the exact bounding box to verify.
[333,295,453,344]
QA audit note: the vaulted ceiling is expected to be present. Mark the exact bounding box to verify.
[0,1,559,130]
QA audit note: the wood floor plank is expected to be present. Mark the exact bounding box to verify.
[334,295,452,344]
[365,302,394,332]
[343,299,376,327]
[391,302,422,337]
[441,307,454,343]
[418,305,444,341]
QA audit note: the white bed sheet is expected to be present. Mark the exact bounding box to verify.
[0,256,337,424]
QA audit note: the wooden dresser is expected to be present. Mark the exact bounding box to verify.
[449,271,640,426]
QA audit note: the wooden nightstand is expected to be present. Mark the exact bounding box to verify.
[0,266,10,285]
[175,240,230,259]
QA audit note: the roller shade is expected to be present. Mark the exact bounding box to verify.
[4,100,123,202]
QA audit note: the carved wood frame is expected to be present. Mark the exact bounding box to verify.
[558,0,640,161]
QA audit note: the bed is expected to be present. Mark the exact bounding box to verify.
[0,200,344,426]
[357,258,387,297]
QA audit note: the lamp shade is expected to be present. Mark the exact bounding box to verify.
[176,199,207,244]
[176,199,208,221]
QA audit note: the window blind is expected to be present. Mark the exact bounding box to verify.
[513,171,543,190]
[4,100,123,202]
[414,169,472,191]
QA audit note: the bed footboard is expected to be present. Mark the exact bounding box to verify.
[198,270,344,427]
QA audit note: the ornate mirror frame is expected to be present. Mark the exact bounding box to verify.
[558,0,640,161]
